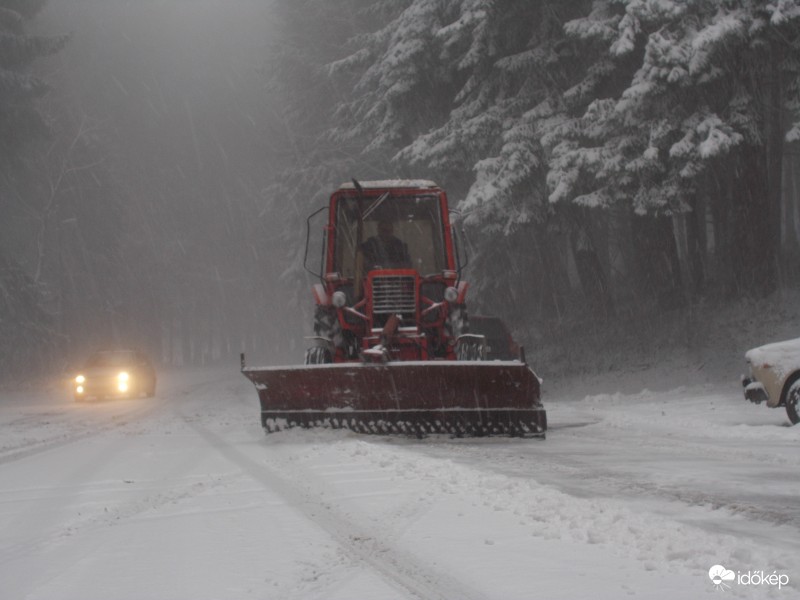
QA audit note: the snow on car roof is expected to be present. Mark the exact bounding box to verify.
[338,180,440,190]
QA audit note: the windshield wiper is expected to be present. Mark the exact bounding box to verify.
[362,192,390,220]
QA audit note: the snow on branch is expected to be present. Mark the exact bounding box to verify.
[695,114,743,158]
[689,12,746,75]
[766,0,800,25]
[564,4,620,43]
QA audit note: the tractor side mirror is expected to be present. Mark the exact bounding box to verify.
[303,206,328,280]
[451,223,469,274]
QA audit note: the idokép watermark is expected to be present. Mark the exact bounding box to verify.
[709,564,790,591]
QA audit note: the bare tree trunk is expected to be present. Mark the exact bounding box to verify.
[570,208,614,319]
[533,225,567,321]
[684,197,706,297]
[733,147,776,294]
[765,45,785,288]
[784,149,800,279]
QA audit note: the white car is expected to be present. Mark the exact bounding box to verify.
[742,337,800,425]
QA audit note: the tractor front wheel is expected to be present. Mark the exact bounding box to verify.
[457,338,485,361]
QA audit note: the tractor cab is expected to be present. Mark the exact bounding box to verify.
[304,180,469,361]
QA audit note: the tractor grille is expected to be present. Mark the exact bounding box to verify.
[371,275,416,318]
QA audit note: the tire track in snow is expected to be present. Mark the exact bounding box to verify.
[549,424,800,526]
[0,377,216,467]
[181,415,489,600]
[0,473,241,568]
[394,427,800,534]
[0,405,161,467]
[0,377,229,569]
[305,434,797,587]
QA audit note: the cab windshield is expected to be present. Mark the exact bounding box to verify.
[333,194,447,277]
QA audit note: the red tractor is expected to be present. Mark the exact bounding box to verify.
[242,180,546,437]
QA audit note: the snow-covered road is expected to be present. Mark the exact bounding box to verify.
[1,367,797,599]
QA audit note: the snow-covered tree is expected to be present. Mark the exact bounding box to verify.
[550,0,800,294]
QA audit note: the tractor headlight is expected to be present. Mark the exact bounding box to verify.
[332,290,347,308]
[444,286,459,303]
[75,374,85,384]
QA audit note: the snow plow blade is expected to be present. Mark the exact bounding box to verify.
[241,358,546,437]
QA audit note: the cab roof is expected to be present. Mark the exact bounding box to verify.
[338,179,440,190]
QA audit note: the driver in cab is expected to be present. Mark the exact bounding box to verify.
[361,219,412,269]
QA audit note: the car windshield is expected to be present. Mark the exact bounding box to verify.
[334,194,447,276]
[85,351,138,368]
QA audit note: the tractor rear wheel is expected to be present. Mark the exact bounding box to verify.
[457,338,485,361]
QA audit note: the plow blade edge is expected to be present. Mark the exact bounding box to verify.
[241,361,546,437]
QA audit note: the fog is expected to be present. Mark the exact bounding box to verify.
[6,1,798,384]
[30,0,304,369]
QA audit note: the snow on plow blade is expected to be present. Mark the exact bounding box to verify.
[241,360,546,437]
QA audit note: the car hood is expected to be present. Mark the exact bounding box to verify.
[745,337,800,379]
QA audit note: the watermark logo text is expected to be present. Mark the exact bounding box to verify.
[708,564,789,591]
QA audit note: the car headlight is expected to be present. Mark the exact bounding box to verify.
[117,371,130,392]
[75,374,85,384]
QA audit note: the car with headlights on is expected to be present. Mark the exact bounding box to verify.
[74,349,157,401]
[742,337,800,425]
